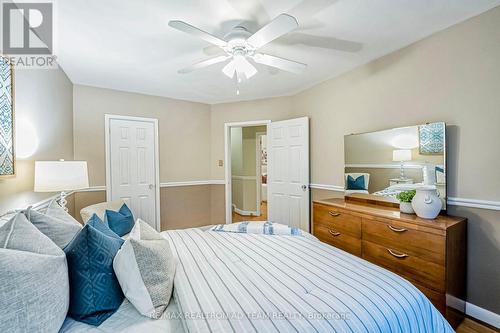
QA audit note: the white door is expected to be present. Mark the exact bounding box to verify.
[106,116,159,230]
[267,117,310,232]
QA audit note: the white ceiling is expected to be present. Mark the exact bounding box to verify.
[57,0,500,104]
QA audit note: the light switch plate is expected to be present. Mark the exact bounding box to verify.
[218,160,223,167]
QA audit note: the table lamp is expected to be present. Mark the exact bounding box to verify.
[34,160,89,211]
[392,149,412,180]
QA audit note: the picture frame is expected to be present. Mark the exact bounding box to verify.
[0,55,15,177]
[418,122,445,155]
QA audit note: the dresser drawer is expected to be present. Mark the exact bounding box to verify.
[314,223,362,256]
[412,281,446,314]
[362,240,445,292]
[313,203,361,238]
[362,218,445,265]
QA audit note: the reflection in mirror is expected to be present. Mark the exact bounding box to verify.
[344,122,446,210]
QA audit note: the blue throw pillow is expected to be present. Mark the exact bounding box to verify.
[87,213,120,239]
[104,204,134,237]
[346,175,366,190]
[64,224,124,326]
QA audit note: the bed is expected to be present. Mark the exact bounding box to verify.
[59,298,185,333]
[59,227,452,332]
[162,228,453,333]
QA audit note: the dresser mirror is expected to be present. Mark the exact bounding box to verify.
[344,122,446,210]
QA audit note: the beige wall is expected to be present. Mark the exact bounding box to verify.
[291,8,500,202]
[0,67,74,215]
[210,96,293,180]
[1,5,498,315]
[288,7,500,313]
[208,7,500,313]
[73,85,211,186]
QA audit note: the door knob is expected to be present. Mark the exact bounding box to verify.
[148,184,154,190]
[301,185,308,191]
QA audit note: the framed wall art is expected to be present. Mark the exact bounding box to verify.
[419,122,445,155]
[0,56,14,177]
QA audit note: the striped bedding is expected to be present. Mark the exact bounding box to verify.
[162,228,453,333]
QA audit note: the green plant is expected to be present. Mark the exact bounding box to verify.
[396,190,416,203]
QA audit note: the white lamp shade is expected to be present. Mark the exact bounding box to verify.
[34,161,89,192]
[393,149,412,162]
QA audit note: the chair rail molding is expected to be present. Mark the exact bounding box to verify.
[309,183,500,211]
[77,182,500,211]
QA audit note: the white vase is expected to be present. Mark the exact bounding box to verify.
[412,186,442,219]
[399,202,414,214]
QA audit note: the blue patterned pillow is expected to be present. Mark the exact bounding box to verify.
[104,204,134,237]
[87,213,120,239]
[346,175,366,190]
[64,223,124,326]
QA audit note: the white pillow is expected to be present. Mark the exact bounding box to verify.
[0,213,69,332]
[25,199,82,249]
[113,219,176,319]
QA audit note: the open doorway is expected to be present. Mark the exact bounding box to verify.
[224,117,309,228]
[224,120,270,224]
[230,125,267,223]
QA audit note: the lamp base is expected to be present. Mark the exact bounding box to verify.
[58,191,68,212]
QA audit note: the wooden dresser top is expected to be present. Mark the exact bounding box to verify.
[313,198,466,230]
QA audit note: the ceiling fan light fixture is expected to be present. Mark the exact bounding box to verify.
[233,54,257,79]
[222,60,236,78]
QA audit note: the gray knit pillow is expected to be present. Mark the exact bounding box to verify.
[0,213,69,332]
[113,219,176,318]
[25,199,82,248]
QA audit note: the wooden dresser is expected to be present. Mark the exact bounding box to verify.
[312,197,467,327]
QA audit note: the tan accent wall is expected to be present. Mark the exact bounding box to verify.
[210,184,226,225]
[73,85,211,186]
[71,190,107,223]
[0,67,74,215]
[160,186,213,230]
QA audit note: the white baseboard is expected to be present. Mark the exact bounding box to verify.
[232,204,258,217]
[309,183,345,192]
[466,302,500,328]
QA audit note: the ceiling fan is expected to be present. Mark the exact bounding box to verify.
[168,14,307,81]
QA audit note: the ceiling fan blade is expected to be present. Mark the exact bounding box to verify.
[246,14,298,49]
[276,33,363,52]
[252,53,306,74]
[168,20,227,47]
[178,56,229,74]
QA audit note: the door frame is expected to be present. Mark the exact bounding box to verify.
[255,131,266,217]
[224,120,271,224]
[104,114,161,231]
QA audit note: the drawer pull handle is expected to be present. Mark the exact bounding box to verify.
[328,229,341,237]
[387,248,408,258]
[388,225,407,233]
[329,211,341,217]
